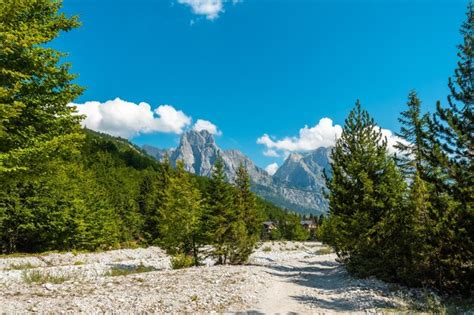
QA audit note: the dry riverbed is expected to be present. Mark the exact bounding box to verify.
[0,242,457,314]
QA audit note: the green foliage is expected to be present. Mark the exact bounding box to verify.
[322,101,407,278]
[171,253,195,269]
[229,164,263,264]
[0,0,84,173]
[321,5,474,294]
[280,213,310,241]
[22,269,72,285]
[203,160,266,264]
[158,161,203,266]
[105,264,155,277]
[203,157,235,263]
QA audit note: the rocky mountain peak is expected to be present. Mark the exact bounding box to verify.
[143,131,331,214]
[180,129,216,148]
[287,152,303,162]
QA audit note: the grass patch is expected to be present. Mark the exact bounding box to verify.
[22,270,72,284]
[262,246,272,252]
[7,262,37,270]
[73,261,85,266]
[105,264,155,277]
[315,247,333,255]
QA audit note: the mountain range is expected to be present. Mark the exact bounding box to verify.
[143,130,331,215]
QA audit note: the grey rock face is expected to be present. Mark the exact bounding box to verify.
[143,130,331,214]
[274,147,332,190]
[142,145,174,161]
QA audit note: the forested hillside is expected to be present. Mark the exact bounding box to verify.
[0,0,304,264]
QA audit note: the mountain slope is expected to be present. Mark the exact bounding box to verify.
[143,130,330,214]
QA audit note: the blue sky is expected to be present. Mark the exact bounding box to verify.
[57,0,468,169]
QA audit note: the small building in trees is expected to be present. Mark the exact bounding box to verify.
[300,220,316,231]
[263,221,277,232]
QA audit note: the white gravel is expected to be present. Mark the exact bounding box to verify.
[0,242,443,314]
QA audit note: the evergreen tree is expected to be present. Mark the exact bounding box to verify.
[139,156,172,244]
[429,3,474,294]
[0,0,84,172]
[435,1,473,208]
[235,163,262,239]
[395,91,431,175]
[280,213,309,241]
[0,0,85,252]
[204,157,234,264]
[230,163,263,264]
[324,101,407,277]
[158,161,203,266]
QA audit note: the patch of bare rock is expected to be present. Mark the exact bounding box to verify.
[0,242,446,314]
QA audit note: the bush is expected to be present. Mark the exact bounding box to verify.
[171,254,195,269]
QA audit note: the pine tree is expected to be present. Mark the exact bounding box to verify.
[235,163,262,238]
[138,156,172,244]
[324,101,407,277]
[435,1,473,209]
[0,0,85,253]
[204,157,234,264]
[158,161,203,266]
[429,3,474,294]
[230,163,263,264]
[395,91,431,175]
[0,0,85,172]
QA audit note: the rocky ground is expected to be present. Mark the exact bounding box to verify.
[0,242,462,314]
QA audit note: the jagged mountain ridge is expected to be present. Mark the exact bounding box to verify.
[143,130,330,214]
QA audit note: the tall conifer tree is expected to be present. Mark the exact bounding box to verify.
[325,101,406,276]
[158,161,203,265]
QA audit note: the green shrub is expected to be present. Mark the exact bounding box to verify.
[171,254,195,269]
[262,246,272,252]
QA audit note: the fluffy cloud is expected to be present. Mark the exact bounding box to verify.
[265,162,279,176]
[380,128,408,155]
[71,98,191,138]
[193,119,222,135]
[257,117,405,156]
[177,0,240,20]
[257,118,343,152]
[263,149,280,157]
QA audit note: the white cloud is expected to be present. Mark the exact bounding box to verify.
[71,98,191,138]
[257,118,343,152]
[265,162,279,176]
[257,117,405,156]
[263,149,280,157]
[193,119,222,135]
[379,128,409,155]
[177,0,240,20]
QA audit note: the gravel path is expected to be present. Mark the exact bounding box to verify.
[248,242,409,314]
[0,242,426,314]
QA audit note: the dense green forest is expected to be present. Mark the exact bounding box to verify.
[0,0,309,266]
[320,3,473,296]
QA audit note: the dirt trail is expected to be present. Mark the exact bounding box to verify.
[256,265,306,314]
[249,242,406,314]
